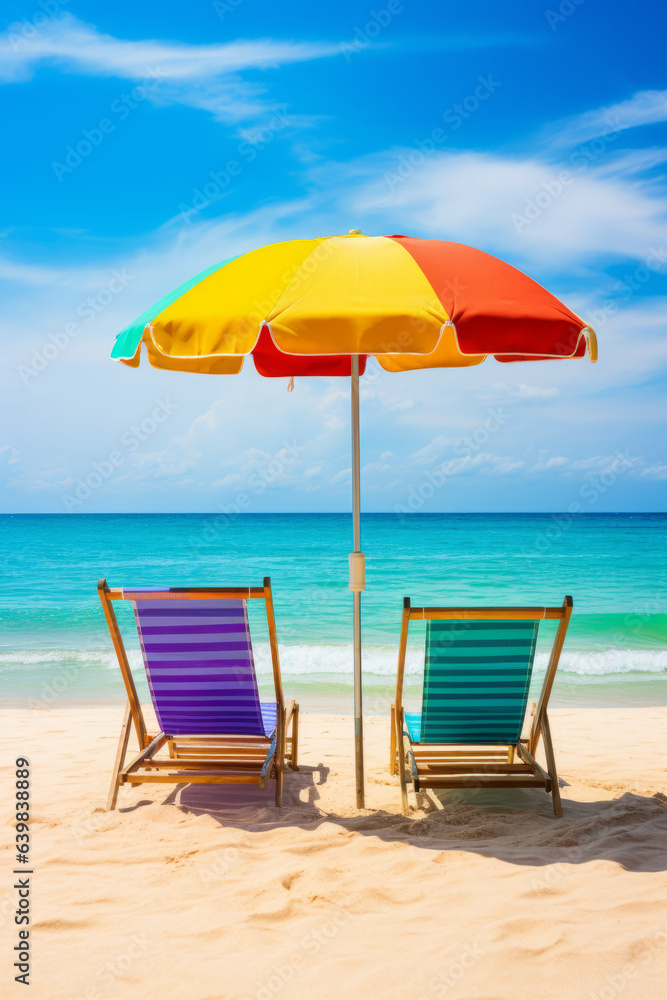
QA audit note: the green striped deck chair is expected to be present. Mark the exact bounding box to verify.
[391,596,573,816]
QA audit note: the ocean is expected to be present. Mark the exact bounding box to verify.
[1,513,665,713]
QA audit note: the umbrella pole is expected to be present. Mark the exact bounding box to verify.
[349,354,365,808]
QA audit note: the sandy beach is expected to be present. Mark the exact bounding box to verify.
[2,704,666,1000]
[4,0,667,996]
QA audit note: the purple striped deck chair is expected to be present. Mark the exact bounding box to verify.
[99,577,299,810]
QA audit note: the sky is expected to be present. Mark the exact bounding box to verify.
[1,0,666,514]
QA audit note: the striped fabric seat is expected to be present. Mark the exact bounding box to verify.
[414,619,539,744]
[134,598,275,737]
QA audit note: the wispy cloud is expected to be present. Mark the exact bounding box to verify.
[640,463,667,480]
[476,384,562,402]
[0,14,339,82]
[344,146,667,267]
[548,89,667,149]
[0,445,20,465]
[0,14,340,123]
[0,257,67,286]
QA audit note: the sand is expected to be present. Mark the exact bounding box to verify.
[1,705,666,1000]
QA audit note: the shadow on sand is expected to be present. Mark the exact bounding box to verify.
[121,761,667,874]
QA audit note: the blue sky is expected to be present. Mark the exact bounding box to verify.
[1,0,666,513]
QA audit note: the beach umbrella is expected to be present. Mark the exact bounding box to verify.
[110,230,597,808]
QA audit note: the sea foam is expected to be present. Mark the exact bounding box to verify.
[1,644,665,678]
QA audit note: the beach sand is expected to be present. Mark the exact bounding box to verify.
[2,705,666,1000]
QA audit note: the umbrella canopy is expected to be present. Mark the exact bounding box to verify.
[110,231,597,808]
[112,232,597,374]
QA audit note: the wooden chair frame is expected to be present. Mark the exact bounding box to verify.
[99,577,299,811]
[391,596,573,817]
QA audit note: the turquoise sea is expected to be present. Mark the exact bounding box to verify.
[0,513,665,712]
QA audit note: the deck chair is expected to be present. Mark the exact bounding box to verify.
[391,596,572,816]
[98,577,299,811]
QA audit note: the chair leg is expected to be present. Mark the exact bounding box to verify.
[397,711,409,816]
[275,705,286,807]
[390,703,396,775]
[541,711,562,818]
[287,699,299,771]
[106,702,132,811]
[275,760,284,807]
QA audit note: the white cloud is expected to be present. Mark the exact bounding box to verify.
[0,14,339,123]
[593,147,667,180]
[346,148,667,269]
[640,464,667,480]
[1,15,338,83]
[439,451,527,478]
[549,90,667,149]
[0,445,20,465]
[529,455,569,472]
[568,453,643,475]
[0,258,68,286]
[477,383,561,402]
[515,384,560,399]
[568,456,607,471]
